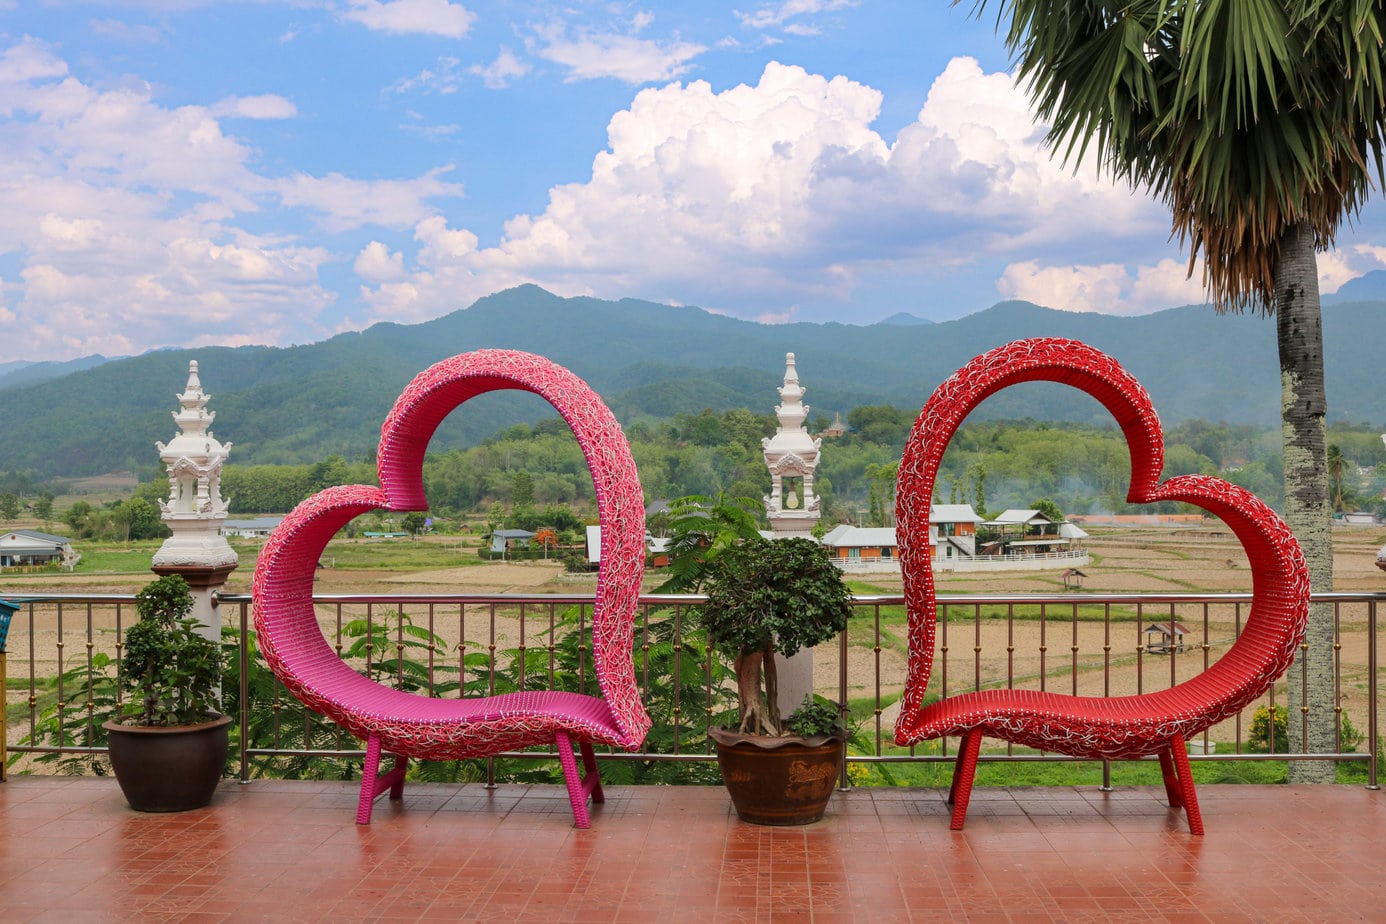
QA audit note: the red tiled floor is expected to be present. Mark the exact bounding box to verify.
[0,778,1382,922]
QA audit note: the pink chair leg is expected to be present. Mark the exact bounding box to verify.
[948,729,983,831]
[556,731,602,828]
[1157,747,1185,808]
[1169,736,1204,836]
[579,740,605,805]
[356,735,409,825]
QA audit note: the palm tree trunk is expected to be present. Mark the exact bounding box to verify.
[1274,220,1336,783]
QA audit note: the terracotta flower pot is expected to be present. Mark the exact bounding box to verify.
[709,727,846,825]
[104,714,231,812]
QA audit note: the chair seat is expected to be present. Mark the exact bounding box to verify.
[899,685,1228,760]
[281,663,626,760]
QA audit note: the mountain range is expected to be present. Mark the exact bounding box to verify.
[1,284,1381,479]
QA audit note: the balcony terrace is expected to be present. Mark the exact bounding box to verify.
[2,774,1383,921]
[1,584,1383,920]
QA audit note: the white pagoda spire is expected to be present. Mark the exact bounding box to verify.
[762,352,821,538]
[152,361,237,578]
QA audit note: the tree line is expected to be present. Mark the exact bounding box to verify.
[2,411,1382,531]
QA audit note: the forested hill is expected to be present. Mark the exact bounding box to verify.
[1,284,1382,478]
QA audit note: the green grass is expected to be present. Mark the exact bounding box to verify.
[73,544,159,573]
[4,671,109,750]
[317,538,493,571]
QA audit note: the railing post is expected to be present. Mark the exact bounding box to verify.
[1370,597,1379,791]
[838,624,849,792]
[239,599,250,784]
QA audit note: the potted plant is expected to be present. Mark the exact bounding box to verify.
[103,574,229,812]
[700,535,853,825]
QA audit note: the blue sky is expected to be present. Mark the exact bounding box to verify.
[3,1,1385,362]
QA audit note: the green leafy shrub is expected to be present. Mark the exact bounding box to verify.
[784,695,843,738]
[118,575,221,726]
[1249,705,1288,753]
[1250,703,1369,755]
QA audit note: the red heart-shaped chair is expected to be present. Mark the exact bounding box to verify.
[893,338,1309,834]
[252,350,650,826]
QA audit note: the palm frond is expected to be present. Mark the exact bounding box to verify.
[967,0,1386,314]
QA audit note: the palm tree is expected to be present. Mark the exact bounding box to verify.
[1326,444,1360,513]
[966,1,1386,780]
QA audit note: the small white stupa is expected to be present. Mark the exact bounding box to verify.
[761,352,824,715]
[151,361,237,612]
[762,353,822,539]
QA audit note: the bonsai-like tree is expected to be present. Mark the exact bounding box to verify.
[119,574,222,727]
[701,537,852,736]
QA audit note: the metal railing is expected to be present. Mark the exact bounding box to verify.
[3,590,1380,789]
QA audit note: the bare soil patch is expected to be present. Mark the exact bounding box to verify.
[378,561,567,590]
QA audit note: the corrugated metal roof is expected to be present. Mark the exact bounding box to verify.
[821,526,897,548]
[1,529,71,545]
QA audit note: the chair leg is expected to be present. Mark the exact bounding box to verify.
[1168,736,1204,836]
[356,735,409,825]
[557,731,603,828]
[1157,747,1184,808]
[948,729,983,831]
[579,739,605,805]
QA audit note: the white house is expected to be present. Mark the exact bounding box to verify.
[585,526,672,567]
[0,530,79,570]
[221,517,284,539]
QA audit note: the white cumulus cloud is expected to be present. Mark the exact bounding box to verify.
[342,0,476,38]
[211,94,297,120]
[0,39,464,359]
[355,57,1170,324]
[739,0,859,31]
[536,20,706,84]
[355,241,407,281]
[998,258,1208,314]
[1318,245,1386,294]
[471,47,529,89]
[276,168,465,233]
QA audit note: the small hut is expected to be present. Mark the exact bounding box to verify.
[1144,621,1189,654]
[1062,568,1087,590]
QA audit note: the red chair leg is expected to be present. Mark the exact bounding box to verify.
[948,729,983,831]
[1169,736,1204,836]
[946,732,967,804]
[1157,747,1184,808]
[356,735,409,825]
[557,731,601,828]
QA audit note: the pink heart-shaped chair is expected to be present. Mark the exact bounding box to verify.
[252,350,650,826]
[893,338,1309,834]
